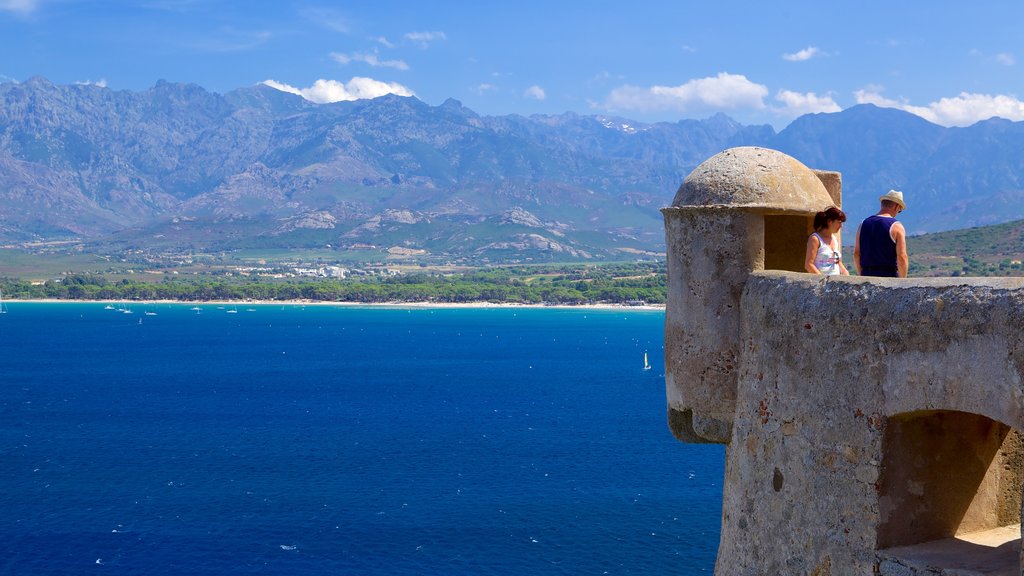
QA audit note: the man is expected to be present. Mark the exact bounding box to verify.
[854,190,908,278]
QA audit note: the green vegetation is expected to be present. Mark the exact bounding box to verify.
[837,219,1024,277]
[0,247,112,278]
[906,219,1024,277]
[0,262,666,305]
[3,218,1021,308]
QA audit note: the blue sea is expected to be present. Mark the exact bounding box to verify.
[0,303,723,575]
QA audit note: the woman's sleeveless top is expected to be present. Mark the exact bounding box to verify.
[812,233,841,275]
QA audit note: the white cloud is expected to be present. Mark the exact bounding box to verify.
[404,31,447,48]
[854,87,1024,126]
[299,8,349,33]
[524,85,546,100]
[375,36,395,48]
[923,93,1024,125]
[853,87,902,108]
[74,78,108,88]
[603,72,769,114]
[474,83,497,95]
[330,51,409,71]
[774,90,840,117]
[783,46,821,62]
[0,0,39,14]
[261,78,415,104]
[589,70,624,85]
[970,49,1016,66]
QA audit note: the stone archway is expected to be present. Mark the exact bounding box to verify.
[876,410,1023,574]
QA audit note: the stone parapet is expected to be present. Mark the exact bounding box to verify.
[664,147,1024,574]
[713,271,1024,574]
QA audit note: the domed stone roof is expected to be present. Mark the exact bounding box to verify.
[671,146,834,212]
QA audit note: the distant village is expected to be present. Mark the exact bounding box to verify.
[82,247,413,281]
[235,265,402,280]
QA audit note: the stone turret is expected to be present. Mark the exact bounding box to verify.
[662,147,840,443]
[663,146,1024,575]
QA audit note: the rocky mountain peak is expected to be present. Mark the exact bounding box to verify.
[2,78,1024,259]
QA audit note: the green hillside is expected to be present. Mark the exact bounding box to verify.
[907,219,1024,276]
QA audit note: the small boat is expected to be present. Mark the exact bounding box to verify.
[226,306,238,314]
[144,311,157,316]
[104,304,115,310]
[643,352,651,371]
[0,287,7,314]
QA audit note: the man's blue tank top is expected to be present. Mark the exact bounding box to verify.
[859,215,898,277]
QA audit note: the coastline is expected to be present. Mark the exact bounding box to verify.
[4,298,665,311]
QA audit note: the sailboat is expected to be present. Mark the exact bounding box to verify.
[643,352,651,371]
[0,287,7,314]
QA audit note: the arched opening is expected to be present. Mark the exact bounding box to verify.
[763,214,813,272]
[877,410,1023,574]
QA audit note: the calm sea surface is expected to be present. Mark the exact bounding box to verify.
[0,303,722,575]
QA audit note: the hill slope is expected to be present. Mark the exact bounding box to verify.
[907,218,1024,276]
[2,79,1024,261]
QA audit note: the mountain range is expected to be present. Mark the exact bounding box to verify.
[2,77,1024,262]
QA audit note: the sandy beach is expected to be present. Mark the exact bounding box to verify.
[5,298,665,311]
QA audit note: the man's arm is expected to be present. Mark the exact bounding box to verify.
[853,224,862,275]
[891,222,908,278]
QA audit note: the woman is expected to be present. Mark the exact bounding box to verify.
[805,206,850,276]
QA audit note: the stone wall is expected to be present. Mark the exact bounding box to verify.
[712,271,1024,574]
[664,208,763,443]
[663,147,1024,574]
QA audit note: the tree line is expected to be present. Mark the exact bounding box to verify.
[0,263,666,305]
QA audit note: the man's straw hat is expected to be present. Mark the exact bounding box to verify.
[879,189,906,210]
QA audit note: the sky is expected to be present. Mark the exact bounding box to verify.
[3,0,1024,129]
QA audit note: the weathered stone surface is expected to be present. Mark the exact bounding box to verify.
[663,146,1024,575]
[662,209,762,442]
[718,272,1024,574]
[662,147,840,444]
[671,146,834,212]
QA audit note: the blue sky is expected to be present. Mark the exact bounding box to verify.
[3,0,1024,129]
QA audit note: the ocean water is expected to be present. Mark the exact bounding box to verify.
[0,303,723,575]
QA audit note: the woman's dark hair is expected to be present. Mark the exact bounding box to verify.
[813,206,846,231]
